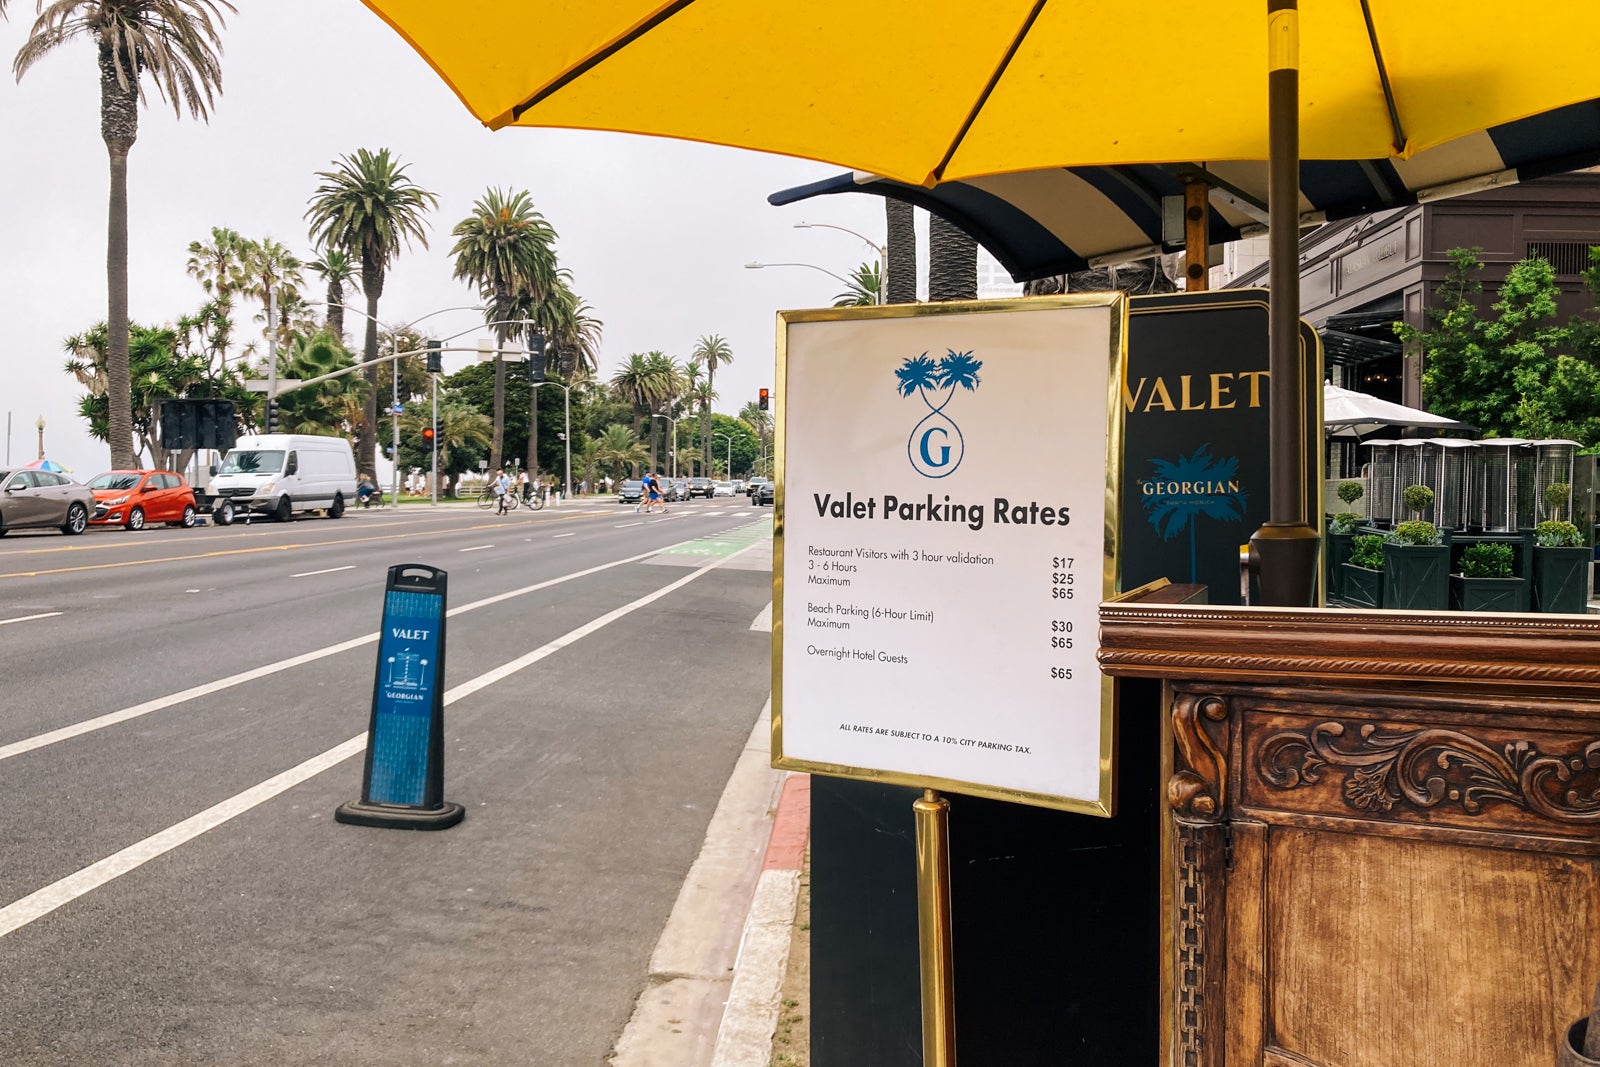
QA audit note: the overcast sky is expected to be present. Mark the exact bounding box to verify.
[0,0,972,474]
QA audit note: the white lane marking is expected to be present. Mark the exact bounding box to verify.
[616,522,644,529]
[0,612,63,627]
[459,544,495,553]
[290,565,355,579]
[552,532,576,538]
[0,537,696,765]
[750,602,772,632]
[0,540,762,941]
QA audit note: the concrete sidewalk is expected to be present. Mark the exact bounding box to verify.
[610,700,810,1067]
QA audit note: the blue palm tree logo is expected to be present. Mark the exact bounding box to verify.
[1141,445,1249,582]
[895,349,982,478]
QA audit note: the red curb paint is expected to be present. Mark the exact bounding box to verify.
[761,774,810,871]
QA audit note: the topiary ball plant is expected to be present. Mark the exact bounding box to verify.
[1349,534,1386,570]
[1389,519,1442,547]
[1544,481,1571,522]
[1402,484,1434,519]
[1535,520,1583,548]
[1459,542,1514,579]
[1337,480,1365,506]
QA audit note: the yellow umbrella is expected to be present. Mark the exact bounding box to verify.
[361,1,1600,185]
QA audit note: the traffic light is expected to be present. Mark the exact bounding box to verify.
[758,388,769,411]
[527,332,547,383]
[265,398,279,433]
[422,425,437,452]
[425,339,442,375]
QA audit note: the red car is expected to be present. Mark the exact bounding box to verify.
[87,470,199,530]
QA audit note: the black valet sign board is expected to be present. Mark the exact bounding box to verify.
[772,295,1126,815]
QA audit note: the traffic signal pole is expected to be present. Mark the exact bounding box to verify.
[431,364,438,506]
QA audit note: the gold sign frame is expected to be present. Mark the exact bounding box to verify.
[769,294,1128,816]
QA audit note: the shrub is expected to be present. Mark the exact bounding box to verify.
[1337,480,1365,506]
[1388,519,1442,547]
[1349,534,1386,570]
[1544,482,1571,521]
[1536,520,1583,548]
[1459,542,1514,579]
[1329,512,1362,535]
[1402,484,1434,518]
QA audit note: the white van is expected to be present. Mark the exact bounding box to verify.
[209,434,358,525]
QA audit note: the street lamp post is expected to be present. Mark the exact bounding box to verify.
[652,412,681,478]
[744,260,854,288]
[712,431,735,478]
[35,415,44,462]
[795,221,887,304]
[532,377,573,500]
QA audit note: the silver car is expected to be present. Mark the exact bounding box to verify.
[0,467,94,536]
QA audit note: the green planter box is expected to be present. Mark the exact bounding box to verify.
[1325,531,1354,601]
[1340,563,1384,608]
[1532,545,1591,613]
[1449,575,1526,613]
[1382,542,1450,611]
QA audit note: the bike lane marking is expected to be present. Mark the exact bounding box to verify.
[0,539,762,941]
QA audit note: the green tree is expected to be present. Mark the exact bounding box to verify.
[690,334,733,474]
[738,400,772,476]
[305,147,438,473]
[10,0,236,468]
[240,236,304,348]
[307,247,358,343]
[270,330,358,437]
[592,423,647,482]
[833,261,883,307]
[449,187,559,471]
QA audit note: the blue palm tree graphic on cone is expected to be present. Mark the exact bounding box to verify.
[1142,445,1248,582]
[896,350,982,478]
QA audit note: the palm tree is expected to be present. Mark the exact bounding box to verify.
[928,215,977,301]
[643,351,683,473]
[885,200,917,304]
[833,262,882,307]
[305,147,437,472]
[307,248,358,342]
[516,269,597,473]
[239,236,303,347]
[186,225,248,306]
[592,424,647,482]
[10,0,236,468]
[273,330,356,436]
[611,352,676,471]
[690,334,733,476]
[691,379,717,478]
[449,187,559,470]
[738,400,772,477]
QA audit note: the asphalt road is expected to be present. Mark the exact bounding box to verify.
[0,496,776,1065]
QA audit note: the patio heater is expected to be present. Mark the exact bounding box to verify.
[1365,440,1398,527]
[1420,439,1474,532]
[1533,439,1580,523]
[1392,440,1428,522]
[1471,439,1534,533]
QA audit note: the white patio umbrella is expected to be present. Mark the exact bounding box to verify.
[1323,383,1470,438]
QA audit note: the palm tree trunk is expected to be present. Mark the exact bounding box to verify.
[886,199,918,304]
[928,215,977,301]
[491,355,505,471]
[100,51,138,470]
[362,285,381,471]
[526,388,538,476]
[326,279,344,341]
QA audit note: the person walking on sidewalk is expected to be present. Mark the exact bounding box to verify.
[516,468,530,505]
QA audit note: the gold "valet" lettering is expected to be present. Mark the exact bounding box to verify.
[1122,371,1269,413]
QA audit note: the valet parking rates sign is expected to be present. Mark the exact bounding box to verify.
[773,296,1127,815]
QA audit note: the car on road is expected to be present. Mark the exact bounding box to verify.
[209,433,357,525]
[712,481,735,497]
[0,467,94,536]
[731,479,747,495]
[663,478,690,502]
[755,480,775,506]
[617,479,644,504]
[687,477,715,498]
[87,470,198,530]
[746,477,770,502]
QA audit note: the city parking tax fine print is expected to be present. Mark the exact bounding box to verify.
[773,296,1126,814]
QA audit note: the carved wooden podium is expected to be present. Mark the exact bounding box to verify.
[1100,601,1600,1067]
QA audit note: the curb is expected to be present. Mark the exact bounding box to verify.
[710,774,811,1067]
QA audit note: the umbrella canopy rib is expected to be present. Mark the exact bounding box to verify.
[1359,0,1406,154]
[510,0,697,122]
[930,0,1048,185]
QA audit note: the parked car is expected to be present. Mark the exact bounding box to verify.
[687,476,715,498]
[618,479,644,504]
[731,479,747,494]
[209,433,357,524]
[668,478,691,502]
[747,477,770,502]
[712,481,736,497]
[87,470,198,530]
[0,467,94,536]
[756,480,775,506]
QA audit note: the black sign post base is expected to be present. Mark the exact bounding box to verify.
[334,798,465,830]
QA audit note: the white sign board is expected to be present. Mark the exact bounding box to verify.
[772,296,1126,815]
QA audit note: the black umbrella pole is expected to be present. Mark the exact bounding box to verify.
[1250,0,1319,606]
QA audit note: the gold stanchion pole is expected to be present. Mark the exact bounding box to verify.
[914,788,957,1066]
